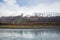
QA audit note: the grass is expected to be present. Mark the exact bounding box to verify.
[0,25,59,29]
[0,22,60,28]
[0,25,41,28]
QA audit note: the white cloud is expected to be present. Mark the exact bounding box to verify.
[0,0,60,17]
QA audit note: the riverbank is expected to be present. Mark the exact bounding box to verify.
[0,22,60,29]
[0,25,60,29]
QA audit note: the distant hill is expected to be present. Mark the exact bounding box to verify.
[0,16,60,24]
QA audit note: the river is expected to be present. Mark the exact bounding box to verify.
[0,28,60,40]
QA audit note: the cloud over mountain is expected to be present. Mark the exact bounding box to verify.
[0,0,60,17]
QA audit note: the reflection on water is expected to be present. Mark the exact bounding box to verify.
[0,29,60,40]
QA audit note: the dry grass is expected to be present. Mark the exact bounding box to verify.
[0,22,60,28]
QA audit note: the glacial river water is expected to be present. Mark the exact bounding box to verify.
[0,28,60,40]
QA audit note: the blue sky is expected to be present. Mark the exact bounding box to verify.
[0,0,4,3]
[16,0,60,7]
[0,0,60,17]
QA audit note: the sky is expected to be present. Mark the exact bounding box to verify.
[0,0,60,17]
